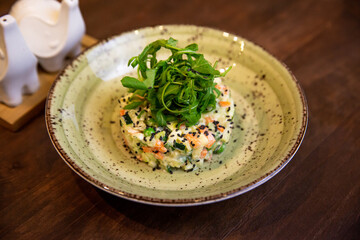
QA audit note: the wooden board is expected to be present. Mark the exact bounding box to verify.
[0,35,98,131]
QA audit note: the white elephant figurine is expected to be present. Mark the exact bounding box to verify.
[10,0,86,72]
[0,15,39,107]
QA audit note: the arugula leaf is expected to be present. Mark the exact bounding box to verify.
[155,110,167,126]
[185,43,198,51]
[143,69,156,88]
[121,76,147,90]
[191,55,220,75]
[124,101,143,109]
[167,37,178,47]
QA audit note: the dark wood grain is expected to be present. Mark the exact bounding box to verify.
[1,0,359,239]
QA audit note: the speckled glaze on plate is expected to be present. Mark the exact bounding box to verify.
[45,25,308,206]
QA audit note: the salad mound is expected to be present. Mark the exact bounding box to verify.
[119,38,234,172]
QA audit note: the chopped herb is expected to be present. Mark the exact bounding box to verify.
[143,127,155,137]
[123,112,133,125]
[213,143,226,154]
[174,142,186,150]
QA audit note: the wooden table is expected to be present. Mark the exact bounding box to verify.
[1,0,359,239]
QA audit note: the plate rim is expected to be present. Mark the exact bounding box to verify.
[45,24,309,206]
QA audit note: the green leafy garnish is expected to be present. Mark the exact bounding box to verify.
[174,142,186,150]
[121,38,231,126]
[213,143,226,154]
[143,127,155,137]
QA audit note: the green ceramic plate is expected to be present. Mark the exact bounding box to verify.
[46,25,308,206]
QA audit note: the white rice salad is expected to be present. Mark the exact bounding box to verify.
[118,78,234,173]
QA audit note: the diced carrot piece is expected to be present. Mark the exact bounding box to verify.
[219,101,231,107]
[155,140,163,148]
[200,148,208,158]
[142,146,153,153]
[215,84,228,94]
[154,152,164,160]
[205,133,216,148]
[217,125,225,132]
[120,109,126,116]
[198,125,211,134]
[215,84,225,90]
[205,117,213,124]
[159,146,168,153]
[154,140,167,153]
[185,134,201,149]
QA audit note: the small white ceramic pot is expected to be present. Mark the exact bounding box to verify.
[10,0,86,72]
[0,15,39,107]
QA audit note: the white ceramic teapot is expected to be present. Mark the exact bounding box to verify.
[0,15,39,107]
[10,0,86,72]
